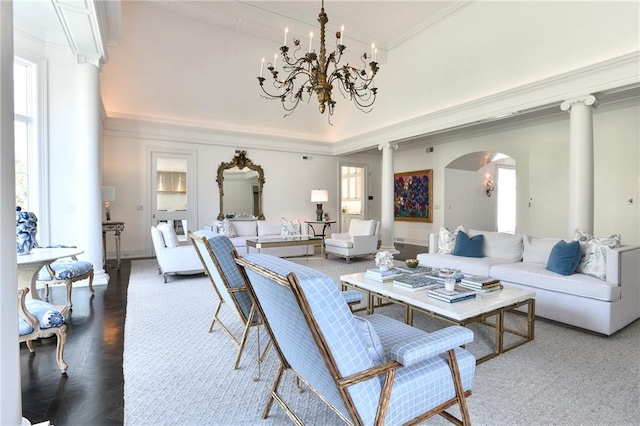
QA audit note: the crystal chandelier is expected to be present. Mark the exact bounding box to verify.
[257,0,380,120]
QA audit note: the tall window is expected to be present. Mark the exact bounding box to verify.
[14,60,35,210]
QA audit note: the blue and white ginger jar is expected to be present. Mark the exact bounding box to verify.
[16,206,39,255]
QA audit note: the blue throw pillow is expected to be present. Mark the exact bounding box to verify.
[452,231,484,258]
[546,240,581,275]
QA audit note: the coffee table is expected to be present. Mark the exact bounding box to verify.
[340,272,535,364]
[246,235,324,258]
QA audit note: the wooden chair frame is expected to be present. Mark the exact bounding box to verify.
[235,255,472,425]
[18,287,68,374]
[37,254,94,313]
[188,231,270,379]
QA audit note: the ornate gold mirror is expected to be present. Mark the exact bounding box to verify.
[217,151,265,220]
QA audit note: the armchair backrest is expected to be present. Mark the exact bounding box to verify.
[236,254,382,425]
[150,226,165,253]
[348,219,379,237]
[189,231,254,322]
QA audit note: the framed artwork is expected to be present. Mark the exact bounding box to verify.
[394,169,433,222]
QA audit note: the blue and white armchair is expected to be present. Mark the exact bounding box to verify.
[236,254,476,425]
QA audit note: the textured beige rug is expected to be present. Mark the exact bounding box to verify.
[124,257,639,425]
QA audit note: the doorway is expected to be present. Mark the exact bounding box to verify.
[339,163,367,232]
[150,150,197,242]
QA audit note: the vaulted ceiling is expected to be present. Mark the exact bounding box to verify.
[13,1,640,153]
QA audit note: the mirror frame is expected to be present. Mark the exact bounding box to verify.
[216,151,265,220]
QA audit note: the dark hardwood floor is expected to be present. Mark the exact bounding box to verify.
[20,260,130,426]
[18,243,424,425]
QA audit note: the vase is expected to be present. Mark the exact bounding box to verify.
[16,206,39,255]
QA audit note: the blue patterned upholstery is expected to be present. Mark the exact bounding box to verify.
[18,299,65,335]
[239,253,476,425]
[36,260,93,281]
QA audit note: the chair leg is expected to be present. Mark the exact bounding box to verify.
[447,349,471,425]
[44,283,50,300]
[26,340,36,352]
[56,326,69,374]
[208,299,224,332]
[88,269,95,294]
[65,280,73,310]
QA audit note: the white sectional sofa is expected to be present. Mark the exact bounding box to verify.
[417,229,640,335]
[205,219,314,257]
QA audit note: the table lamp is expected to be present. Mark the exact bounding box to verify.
[311,189,328,221]
[102,186,116,221]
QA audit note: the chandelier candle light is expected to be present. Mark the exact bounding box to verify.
[257,0,380,120]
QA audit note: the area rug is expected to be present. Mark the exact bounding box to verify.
[124,257,639,425]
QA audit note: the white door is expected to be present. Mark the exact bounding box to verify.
[150,151,197,242]
[338,163,367,232]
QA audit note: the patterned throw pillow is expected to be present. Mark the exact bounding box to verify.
[220,220,237,238]
[573,229,621,281]
[281,217,301,237]
[437,225,466,254]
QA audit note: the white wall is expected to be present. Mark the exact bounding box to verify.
[102,132,384,258]
[393,100,640,245]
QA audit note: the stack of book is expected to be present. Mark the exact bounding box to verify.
[392,275,440,291]
[427,285,477,303]
[364,268,404,282]
[458,275,503,292]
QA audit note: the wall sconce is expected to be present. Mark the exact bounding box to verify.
[485,175,495,197]
[102,186,116,221]
[311,189,328,221]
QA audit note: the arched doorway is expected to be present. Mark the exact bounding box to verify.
[444,151,516,233]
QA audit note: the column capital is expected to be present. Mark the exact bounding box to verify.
[377,142,398,151]
[560,95,599,111]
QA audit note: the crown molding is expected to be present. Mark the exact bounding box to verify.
[334,51,640,155]
[102,52,638,157]
[102,114,335,156]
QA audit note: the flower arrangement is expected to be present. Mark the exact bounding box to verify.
[374,250,394,271]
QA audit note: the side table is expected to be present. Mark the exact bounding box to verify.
[304,220,336,238]
[102,221,125,269]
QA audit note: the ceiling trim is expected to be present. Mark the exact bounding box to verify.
[334,51,640,155]
[102,52,639,157]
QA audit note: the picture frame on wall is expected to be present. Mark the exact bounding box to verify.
[394,169,433,222]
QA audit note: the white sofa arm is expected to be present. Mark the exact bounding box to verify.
[428,233,438,254]
[328,232,351,240]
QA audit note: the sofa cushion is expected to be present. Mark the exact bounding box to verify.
[452,231,483,258]
[280,217,301,237]
[325,239,353,249]
[546,240,582,276]
[523,235,562,264]
[437,225,466,254]
[157,223,179,248]
[233,221,257,237]
[468,229,523,261]
[417,253,510,276]
[574,229,621,281]
[257,220,281,237]
[490,262,621,302]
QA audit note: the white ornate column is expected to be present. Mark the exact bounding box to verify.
[75,61,108,285]
[378,142,399,254]
[560,95,598,236]
[0,2,23,425]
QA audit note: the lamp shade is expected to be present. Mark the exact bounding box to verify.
[311,190,328,203]
[102,186,116,202]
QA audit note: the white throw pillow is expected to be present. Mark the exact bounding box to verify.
[573,229,621,281]
[281,217,301,237]
[353,316,386,366]
[157,223,179,248]
[220,220,237,238]
[437,225,466,254]
[522,235,563,264]
[475,231,523,262]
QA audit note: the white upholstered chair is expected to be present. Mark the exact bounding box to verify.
[324,219,380,263]
[150,224,204,282]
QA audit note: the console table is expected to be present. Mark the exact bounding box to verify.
[304,220,336,238]
[102,221,125,268]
